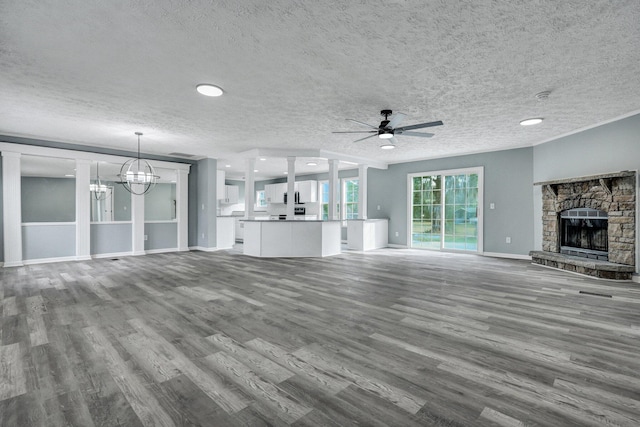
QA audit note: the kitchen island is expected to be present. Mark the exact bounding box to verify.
[242,220,341,258]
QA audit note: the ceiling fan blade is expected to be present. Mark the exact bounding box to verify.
[353,134,378,143]
[386,112,407,129]
[347,119,378,129]
[332,130,377,134]
[395,130,434,138]
[396,120,443,131]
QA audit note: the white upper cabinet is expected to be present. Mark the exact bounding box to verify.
[220,185,239,204]
[216,170,225,200]
[217,170,239,204]
[265,183,284,204]
[296,180,317,203]
[265,180,317,204]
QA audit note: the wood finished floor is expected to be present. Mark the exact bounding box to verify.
[1,248,640,426]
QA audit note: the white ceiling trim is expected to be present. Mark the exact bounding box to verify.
[0,142,192,171]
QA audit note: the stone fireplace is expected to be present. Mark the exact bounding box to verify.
[530,171,636,280]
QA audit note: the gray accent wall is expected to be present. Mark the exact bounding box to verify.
[196,158,217,248]
[0,159,3,262]
[144,222,177,250]
[533,114,640,182]
[91,223,132,255]
[22,224,75,260]
[22,177,75,222]
[368,147,534,255]
[188,162,198,247]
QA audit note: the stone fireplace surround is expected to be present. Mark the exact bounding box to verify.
[530,171,636,280]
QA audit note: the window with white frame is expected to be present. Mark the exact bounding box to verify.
[342,178,358,223]
[256,190,267,208]
[408,167,483,252]
[319,181,329,220]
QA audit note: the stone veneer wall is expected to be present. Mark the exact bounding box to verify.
[542,174,635,266]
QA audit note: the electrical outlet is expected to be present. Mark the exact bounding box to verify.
[377,205,381,210]
[490,203,495,209]
[144,235,148,241]
[202,203,205,210]
[202,233,205,239]
[395,231,399,237]
[506,237,511,244]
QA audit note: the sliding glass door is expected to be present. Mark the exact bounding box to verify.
[410,167,482,252]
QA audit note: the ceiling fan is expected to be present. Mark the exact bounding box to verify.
[332,109,443,149]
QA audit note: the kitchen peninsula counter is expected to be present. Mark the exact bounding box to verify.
[242,220,341,258]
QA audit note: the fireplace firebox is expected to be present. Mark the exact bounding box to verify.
[560,208,608,260]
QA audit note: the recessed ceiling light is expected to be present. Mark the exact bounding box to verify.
[259,158,266,161]
[225,164,231,168]
[380,142,395,150]
[196,84,224,97]
[520,118,543,126]
[284,171,288,174]
[65,174,75,177]
[306,161,318,166]
[254,169,258,173]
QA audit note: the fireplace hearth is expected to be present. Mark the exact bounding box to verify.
[531,171,636,280]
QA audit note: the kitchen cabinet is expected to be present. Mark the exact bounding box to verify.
[216,170,225,200]
[295,180,317,203]
[219,185,239,204]
[265,183,286,204]
[216,216,235,249]
[265,181,317,204]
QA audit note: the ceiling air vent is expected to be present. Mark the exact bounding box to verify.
[168,152,197,158]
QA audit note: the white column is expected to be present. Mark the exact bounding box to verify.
[358,164,368,219]
[2,151,23,267]
[246,158,256,219]
[75,159,91,260]
[176,169,189,251]
[131,190,145,255]
[328,159,339,221]
[286,157,296,220]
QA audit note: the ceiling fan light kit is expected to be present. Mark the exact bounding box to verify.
[333,109,443,147]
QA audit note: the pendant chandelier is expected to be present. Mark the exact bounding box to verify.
[118,132,159,195]
[90,161,109,200]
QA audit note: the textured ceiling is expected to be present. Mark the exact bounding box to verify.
[1,0,639,179]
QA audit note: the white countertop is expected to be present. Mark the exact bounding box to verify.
[241,219,340,223]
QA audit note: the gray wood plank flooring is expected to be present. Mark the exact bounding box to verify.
[1,248,640,426]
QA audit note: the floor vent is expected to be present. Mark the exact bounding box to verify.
[579,290,612,298]
[111,258,120,261]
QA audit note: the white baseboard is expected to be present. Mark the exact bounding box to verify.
[132,251,146,256]
[76,255,92,261]
[483,252,532,260]
[633,273,640,284]
[22,256,78,266]
[92,251,133,259]
[145,248,179,255]
[388,244,409,249]
[189,246,220,252]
